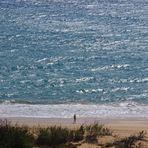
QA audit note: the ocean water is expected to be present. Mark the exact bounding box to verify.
[0,0,148,118]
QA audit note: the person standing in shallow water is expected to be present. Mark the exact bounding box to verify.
[73,114,76,124]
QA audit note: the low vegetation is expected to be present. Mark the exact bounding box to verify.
[85,123,112,143]
[0,119,34,148]
[113,131,146,148]
[0,119,147,148]
[36,126,70,146]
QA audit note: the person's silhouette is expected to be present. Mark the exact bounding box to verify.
[73,114,76,124]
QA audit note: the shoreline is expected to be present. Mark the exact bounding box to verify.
[1,102,148,118]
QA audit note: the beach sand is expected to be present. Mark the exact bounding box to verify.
[1,117,148,147]
[2,117,148,135]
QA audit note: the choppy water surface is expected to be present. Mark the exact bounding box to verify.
[0,0,148,117]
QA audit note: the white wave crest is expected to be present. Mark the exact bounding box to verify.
[111,87,129,92]
[76,77,94,83]
[91,64,130,72]
[76,88,103,94]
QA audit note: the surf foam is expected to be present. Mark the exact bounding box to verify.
[0,102,148,118]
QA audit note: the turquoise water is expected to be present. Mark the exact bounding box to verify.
[0,0,148,108]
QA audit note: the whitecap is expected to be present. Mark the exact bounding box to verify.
[20,80,31,84]
[91,64,130,72]
[76,77,94,83]
[111,87,129,92]
[36,58,48,63]
[129,78,148,83]
[76,88,103,94]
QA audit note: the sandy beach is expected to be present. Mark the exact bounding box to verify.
[2,117,148,136]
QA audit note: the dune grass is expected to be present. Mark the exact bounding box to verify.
[36,125,85,146]
[36,126,70,146]
[0,119,147,148]
[0,119,34,148]
[85,123,112,143]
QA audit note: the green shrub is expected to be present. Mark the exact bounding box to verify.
[0,119,34,148]
[36,126,70,146]
[35,127,51,146]
[71,125,84,142]
[85,123,112,143]
[85,124,98,143]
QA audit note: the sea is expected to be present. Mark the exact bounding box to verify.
[0,0,148,118]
